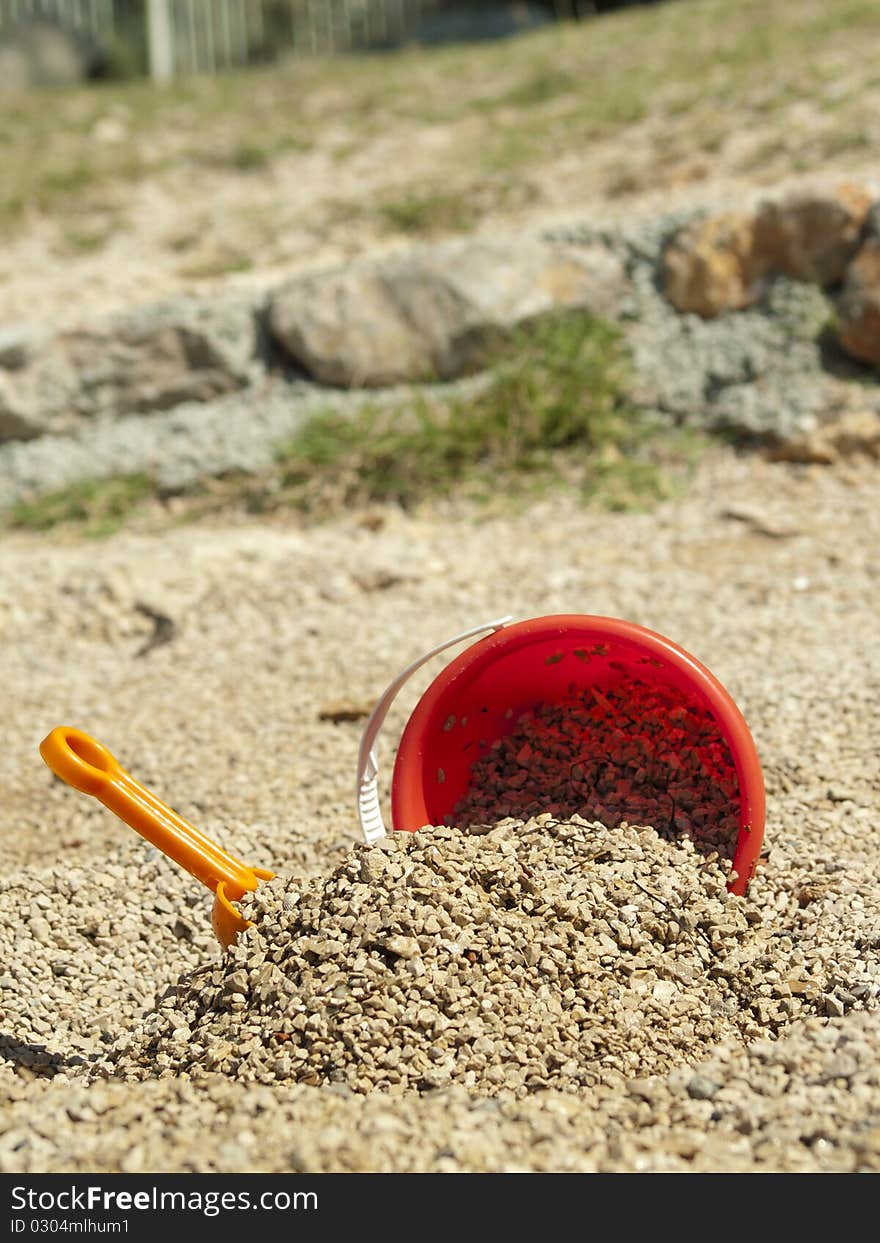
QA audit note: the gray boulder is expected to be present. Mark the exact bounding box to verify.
[0,18,102,93]
[0,295,265,442]
[268,235,628,387]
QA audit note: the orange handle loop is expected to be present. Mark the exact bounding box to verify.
[40,727,272,901]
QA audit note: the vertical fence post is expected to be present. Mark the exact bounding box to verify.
[147,0,174,82]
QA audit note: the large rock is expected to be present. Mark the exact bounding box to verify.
[837,240,880,367]
[0,19,101,93]
[0,296,263,442]
[752,182,873,285]
[268,236,628,387]
[664,183,874,317]
[0,373,37,442]
[662,212,761,318]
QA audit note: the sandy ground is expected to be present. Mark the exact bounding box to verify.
[1,446,878,1171]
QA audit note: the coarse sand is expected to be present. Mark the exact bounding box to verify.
[1,446,879,1172]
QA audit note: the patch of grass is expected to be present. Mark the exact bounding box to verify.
[168,229,201,253]
[53,209,125,257]
[175,249,254,279]
[38,164,96,199]
[7,474,155,538]
[192,132,312,173]
[605,166,651,199]
[818,128,871,158]
[582,426,708,512]
[736,133,792,172]
[698,126,728,155]
[187,142,270,172]
[273,311,684,515]
[377,190,478,237]
[484,122,558,174]
[498,66,577,108]
[376,169,539,237]
[55,225,117,257]
[229,141,273,171]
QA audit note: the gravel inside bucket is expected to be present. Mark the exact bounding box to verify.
[453,678,741,859]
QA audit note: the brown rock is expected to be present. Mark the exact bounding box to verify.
[664,183,874,318]
[752,183,873,286]
[662,212,761,317]
[837,240,880,366]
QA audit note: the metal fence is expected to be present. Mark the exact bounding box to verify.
[167,1,428,73]
[0,0,120,34]
[0,0,438,75]
[159,0,269,74]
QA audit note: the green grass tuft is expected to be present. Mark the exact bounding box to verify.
[273,311,693,515]
[499,66,578,108]
[8,474,155,538]
[377,191,478,237]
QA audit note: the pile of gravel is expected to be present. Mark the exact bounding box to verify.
[0,816,341,1084]
[107,815,875,1098]
[453,677,740,859]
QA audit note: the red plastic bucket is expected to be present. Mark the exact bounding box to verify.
[388,615,765,895]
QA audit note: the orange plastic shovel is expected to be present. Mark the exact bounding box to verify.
[39,727,274,949]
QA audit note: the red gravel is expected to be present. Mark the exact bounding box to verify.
[452,677,741,859]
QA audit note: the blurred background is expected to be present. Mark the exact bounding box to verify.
[0,3,660,83]
[0,0,877,526]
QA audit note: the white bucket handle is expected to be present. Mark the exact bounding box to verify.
[356,616,513,843]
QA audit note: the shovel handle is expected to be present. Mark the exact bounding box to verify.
[40,727,272,901]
